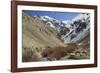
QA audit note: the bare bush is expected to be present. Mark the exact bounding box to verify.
[42,43,79,60]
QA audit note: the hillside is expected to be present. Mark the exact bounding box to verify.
[22,12,66,49]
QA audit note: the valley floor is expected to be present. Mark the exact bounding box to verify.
[22,43,90,62]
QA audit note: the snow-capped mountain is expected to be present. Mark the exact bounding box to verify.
[40,16,55,22]
[32,14,90,44]
[63,13,90,44]
[62,20,72,29]
[39,16,69,30]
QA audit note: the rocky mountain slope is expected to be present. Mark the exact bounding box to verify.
[22,12,66,49]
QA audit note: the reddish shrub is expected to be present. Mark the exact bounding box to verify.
[42,43,79,60]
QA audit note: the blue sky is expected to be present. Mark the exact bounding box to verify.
[23,10,80,21]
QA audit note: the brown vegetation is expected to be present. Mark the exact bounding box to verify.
[41,43,79,60]
[22,43,89,62]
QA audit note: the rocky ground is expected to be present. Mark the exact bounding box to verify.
[22,43,90,62]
